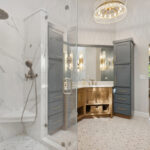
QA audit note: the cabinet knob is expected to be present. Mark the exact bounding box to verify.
[113,88,116,94]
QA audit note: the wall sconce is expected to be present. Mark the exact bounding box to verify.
[107,57,114,69]
[77,53,84,72]
[65,52,73,71]
[149,44,150,56]
[100,51,107,71]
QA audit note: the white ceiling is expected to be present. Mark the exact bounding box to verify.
[1,0,150,31]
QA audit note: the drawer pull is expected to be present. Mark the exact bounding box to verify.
[117,97,127,101]
[117,107,127,111]
[118,90,127,93]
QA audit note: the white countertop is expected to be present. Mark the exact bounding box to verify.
[77,81,114,89]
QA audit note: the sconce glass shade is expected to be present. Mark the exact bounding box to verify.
[149,44,150,56]
[77,53,84,72]
[64,52,73,71]
[100,51,107,71]
[94,0,127,24]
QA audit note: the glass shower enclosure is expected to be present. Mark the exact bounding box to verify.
[0,0,78,150]
[44,0,78,149]
[24,1,78,150]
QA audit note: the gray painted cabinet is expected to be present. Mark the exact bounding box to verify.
[113,39,134,117]
[48,26,64,134]
[114,65,131,87]
[114,41,131,64]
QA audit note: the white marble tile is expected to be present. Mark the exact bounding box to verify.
[0,11,26,142]
[0,135,49,150]
[23,11,45,142]
[0,123,23,143]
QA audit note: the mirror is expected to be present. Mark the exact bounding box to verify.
[71,45,114,82]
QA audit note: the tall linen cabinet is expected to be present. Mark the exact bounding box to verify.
[113,38,134,117]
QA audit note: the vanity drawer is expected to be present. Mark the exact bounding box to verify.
[114,103,131,116]
[114,94,130,104]
[115,88,130,95]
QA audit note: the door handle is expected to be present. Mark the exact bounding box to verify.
[63,77,72,95]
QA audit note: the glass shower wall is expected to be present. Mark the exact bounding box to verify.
[23,0,78,149]
[46,0,78,149]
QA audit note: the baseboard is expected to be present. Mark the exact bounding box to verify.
[134,111,149,118]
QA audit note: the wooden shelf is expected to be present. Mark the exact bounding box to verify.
[78,115,84,121]
[86,112,110,116]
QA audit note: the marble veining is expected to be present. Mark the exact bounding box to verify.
[0,13,26,142]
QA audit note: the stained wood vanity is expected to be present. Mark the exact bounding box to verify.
[77,82,113,120]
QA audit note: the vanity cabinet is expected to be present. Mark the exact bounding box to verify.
[77,87,113,120]
[113,39,134,118]
[78,89,86,108]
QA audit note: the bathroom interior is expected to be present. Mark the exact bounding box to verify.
[0,0,150,150]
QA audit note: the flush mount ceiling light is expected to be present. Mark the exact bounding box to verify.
[94,0,127,24]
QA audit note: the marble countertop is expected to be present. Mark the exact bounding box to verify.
[77,81,114,89]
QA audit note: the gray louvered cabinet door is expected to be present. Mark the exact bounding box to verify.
[113,39,134,117]
[48,26,64,134]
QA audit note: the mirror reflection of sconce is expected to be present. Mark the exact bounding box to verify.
[100,51,107,71]
[65,52,73,71]
[100,51,114,71]
[107,57,114,70]
[77,53,84,72]
[149,44,150,56]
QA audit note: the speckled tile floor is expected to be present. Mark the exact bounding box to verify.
[78,116,150,150]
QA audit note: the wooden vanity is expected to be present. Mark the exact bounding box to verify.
[77,86,113,120]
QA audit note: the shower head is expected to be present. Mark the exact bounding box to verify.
[25,60,32,69]
[25,60,37,80]
[0,9,9,20]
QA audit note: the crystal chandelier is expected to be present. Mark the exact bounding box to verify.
[94,0,127,24]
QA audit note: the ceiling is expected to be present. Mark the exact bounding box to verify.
[0,0,150,31]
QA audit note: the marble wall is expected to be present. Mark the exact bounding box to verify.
[24,10,47,141]
[0,14,25,142]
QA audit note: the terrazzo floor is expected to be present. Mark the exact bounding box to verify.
[78,116,150,150]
